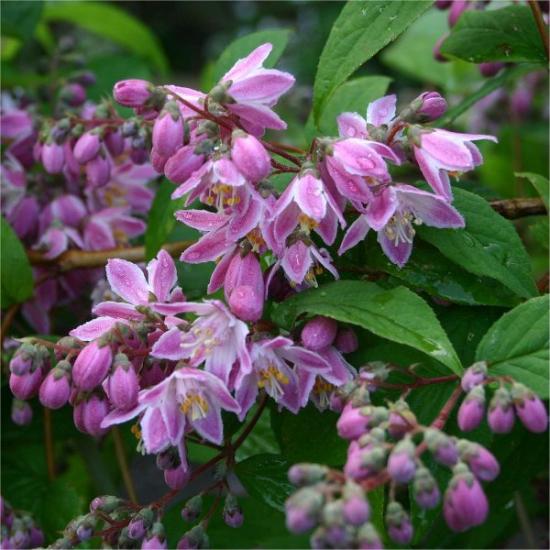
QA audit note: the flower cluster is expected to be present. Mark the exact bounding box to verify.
[0,497,44,549]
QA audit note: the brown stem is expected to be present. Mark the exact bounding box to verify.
[265,141,307,155]
[263,142,303,167]
[44,408,56,480]
[367,374,458,391]
[528,0,550,60]
[489,197,547,219]
[1,303,21,350]
[28,240,193,271]
[112,427,138,504]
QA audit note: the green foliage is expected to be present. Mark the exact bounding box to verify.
[42,1,169,74]
[312,0,431,122]
[441,5,547,64]
[516,171,550,209]
[1,1,43,41]
[271,280,463,374]
[1,216,34,308]
[476,295,549,397]
[208,29,291,89]
[418,188,538,300]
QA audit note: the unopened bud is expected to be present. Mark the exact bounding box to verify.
[461,361,487,392]
[113,79,153,108]
[300,316,338,351]
[288,463,328,486]
[11,399,33,426]
[457,386,485,432]
[181,495,202,523]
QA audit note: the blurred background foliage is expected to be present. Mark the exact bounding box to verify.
[1,1,548,548]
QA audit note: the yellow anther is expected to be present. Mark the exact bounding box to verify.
[131,423,142,440]
[180,393,209,420]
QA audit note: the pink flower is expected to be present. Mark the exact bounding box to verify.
[101,367,240,462]
[218,43,295,135]
[83,207,145,251]
[339,184,465,267]
[151,300,250,386]
[413,129,497,200]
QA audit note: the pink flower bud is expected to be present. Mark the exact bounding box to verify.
[9,368,43,400]
[164,146,205,183]
[433,35,449,62]
[387,440,416,483]
[285,506,317,534]
[416,91,447,121]
[334,328,358,354]
[461,361,487,392]
[337,403,370,440]
[479,62,505,78]
[113,79,152,108]
[224,251,264,300]
[413,467,440,509]
[142,535,168,549]
[11,399,32,426]
[462,444,500,481]
[457,386,485,432]
[80,394,109,437]
[223,495,244,528]
[128,517,146,540]
[343,494,370,526]
[425,428,458,466]
[151,149,169,173]
[435,0,452,7]
[73,131,101,164]
[228,285,263,322]
[448,0,470,27]
[514,389,548,433]
[444,466,488,532]
[164,466,190,490]
[104,130,125,157]
[41,142,65,174]
[106,356,139,411]
[9,345,34,375]
[60,83,86,107]
[488,387,515,433]
[73,341,113,391]
[357,523,383,549]
[231,132,271,182]
[86,155,111,187]
[301,316,338,351]
[39,367,71,409]
[386,502,412,544]
[152,107,183,158]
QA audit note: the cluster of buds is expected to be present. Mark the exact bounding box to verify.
[0,497,44,549]
[457,362,548,433]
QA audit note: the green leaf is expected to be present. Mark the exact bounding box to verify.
[364,236,519,307]
[476,295,549,397]
[209,29,291,90]
[440,5,547,64]
[1,216,34,308]
[2,1,43,41]
[271,405,347,466]
[312,0,431,123]
[271,280,463,374]
[43,1,168,74]
[235,454,294,512]
[516,171,549,209]
[418,188,538,299]
[317,76,391,135]
[145,180,184,260]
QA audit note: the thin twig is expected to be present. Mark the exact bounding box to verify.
[528,0,550,60]
[44,408,56,480]
[489,197,547,219]
[112,427,138,504]
[1,303,21,349]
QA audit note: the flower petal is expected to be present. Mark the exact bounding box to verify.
[337,112,368,139]
[151,327,185,360]
[175,209,227,232]
[367,94,396,126]
[281,241,312,284]
[147,249,177,302]
[338,215,370,255]
[222,43,273,82]
[365,186,398,232]
[92,301,144,321]
[70,316,121,341]
[181,230,233,263]
[106,258,150,305]
[377,231,413,268]
[294,173,327,222]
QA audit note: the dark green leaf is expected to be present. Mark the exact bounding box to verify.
[145,180,184,260]
[418,188,538,299]
[1,216,34,307]
[2,1,43,41]
[317,76,391,135]
[440,5,547,64]
[365,237,519,307]
[271,405,347,466]
[272,280,463,374]
[235,453,293,512]
[43,1,168,74]
[476,295,549,397]
[312,0,431,122]
[209,29,291,90]
[516,171,549,209]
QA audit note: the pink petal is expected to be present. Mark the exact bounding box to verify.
[377,231,413,267]
[365,187,398,232]
[69,316,120,341]
[84,219,116,251]
[175,209,227,231]
[192,406,224,444]
[147,249,177,302]
[222,43,273,82]
[106,258,150,305]
[294,173,327,222]
[326,157,371,203]
[337,112,368,138]
[180,230,232,263]
[141,407,170,453]
[274,202,300,242]
[151,327,184,360]
[228,102,287,131]
[420,131,475,170]
[311,247,339,280]
[235,374,259,421]
[92,301,145,321]
[281,241,312,284]
[279,346,329,372]
[316,206,338,246]
[227,195,263,241]
[207,246,237,294]
[212,158,246,187]
[367,94,396,126]
[228,69,295,104]
[338,216,370,255]
[413,146,452,200]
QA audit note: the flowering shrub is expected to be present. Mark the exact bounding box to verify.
[1,1,548,549]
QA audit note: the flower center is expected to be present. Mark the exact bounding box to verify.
[180,393,209,420]
[384,211,419,246]
[258,363,289,398]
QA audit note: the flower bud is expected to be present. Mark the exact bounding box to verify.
[288,463,328,487]
[512,384,548,433]
[73,131,101,164]
[151,149,169,173]
[337,403,371,440]
[181,495,202,522]
[153,103,183,158]
[11,399,33,426]
[164,146,204,183]
[385,502,413,545]
[387,400,417,439]
[128,517,146,540]
[285,487,324,534]
[488,387,515,434]
[72,341,112,391]
[9,344,35,375]
[29,526,45,547]
[156,447,181,471]
[41,142,65,174]
[424,428,458,466]
[164,466,190,490]
[177,525,208,549]
[458,441,500,481]
[357,523,383,549]
[106,354,139,411]
[457,386,485,432]
[223,494,244,528]
[344,441,386,481]
[75,514,96,542]
[60,83,86,107]
[334,327,358,354]
[413,467,440,509]
[416,91,447,121]
[300,316,338,351]
[142,522,167,549]
[461,361,487,392]
[90,495,123,514]
[104,130,125,157]
[433,35,449,62]
[387,438,416,483]
[39,365,71,409]
[444,463,488,532]
[9,367,44,400]
[231,131,271,182]
[113,79,152,108]
[86,154,111,187]
[342,481,370,526]
[479,62,505,78]
[79,394,109,437]
[228,285,264,322]
[224,251,264,303]
[448,0,469,27]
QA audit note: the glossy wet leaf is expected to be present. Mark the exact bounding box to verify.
[271,280,462,374]
[476,295,549,398]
